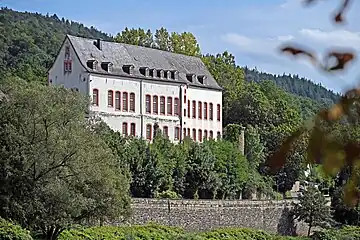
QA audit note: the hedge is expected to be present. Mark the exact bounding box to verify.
[0,218,33,240]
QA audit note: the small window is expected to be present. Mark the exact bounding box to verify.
[198,129,202,142]
[204,102,208,120]
[174,98,179,116]
[204,130,208,140]
[130,123,136,136]
[183,128,186,139]
[175,127,180,140]
[167,97,173,115]
[115,91,121,110]
[187,128,190,136]
[209,103,213,120]
[192,101,196,118]
[130,93,135,112]
[187,100,190,118]
[122,122,128,136]
[122,92,128,111]
[184,109,186,117]
[192,128,196,141]
[108,90,114,107]
[163,126,169,137]
[145,95,151,114]
[209,131,213,139]
[153,96,159,114]
[184,95,186,104]
[92,89,99,106]
[217,104,221,121]
[160,96,165,115]
[198,101,202,119]
[64,60,72,72]
[146,124,152,140]
[217,131,221,139]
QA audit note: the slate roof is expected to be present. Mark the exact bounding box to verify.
[67,35,222,91]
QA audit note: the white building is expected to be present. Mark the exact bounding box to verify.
[48,35,223,142]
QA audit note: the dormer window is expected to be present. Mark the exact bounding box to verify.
[123,64,134,75]
[171,70,179,80]
[87,60,98,70]
[186,74,196,83]
[166,70,171,80]
[197,75,207,84]
[140,67,150,77]
[101,62,113,72]
[157,69,164,78]
[151,69,157,78]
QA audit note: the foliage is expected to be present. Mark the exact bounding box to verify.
[0,78,130,240]
[311,226,360,240]
[59,224,308,240]
[0,218,33,240]
[292,186,333,236]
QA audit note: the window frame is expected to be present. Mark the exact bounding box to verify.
[107,90,114,107]
[160,96,166,115]
[204,102,208,120]
[92,89,99,106]
[192,128,196,141]
[122,122,128,136]
[115,91,121,110]
[174,127,180,140]
[209,103,213,120]
[174,98,179,116]
[198,129,202,142]
[122,92,128,112]
[129,92,135,112]
[146,124,152,140]
[198,101,202,119]
[192,100,196,119]
[145,94,151,114]
[130,123,136,136]
[217,104,221,121]
[163,126,169,137]
[167,97,173,115]
[153,95,159,114]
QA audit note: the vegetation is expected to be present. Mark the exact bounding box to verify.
[0,218,33,240]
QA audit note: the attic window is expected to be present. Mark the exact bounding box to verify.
[140,67,150,77]
[101,62,113,72]
[197,75,207,84]
[151,69,157,78]
[87,60,98,70]
[123,64,134,75]
[165,70,171,80]
[157,70,164,78]
[171,70,179,80]
[186,74,196,83]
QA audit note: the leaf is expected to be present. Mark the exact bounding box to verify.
[324,51,355,71]
[265,128,305,173]
[280,46,318,65]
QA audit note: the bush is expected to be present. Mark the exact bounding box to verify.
[59,224,309,240]
[311,226,360,240]
[0,218,33,240]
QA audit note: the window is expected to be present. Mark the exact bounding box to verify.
[187,128,190,136]
[160,96,165,114]
[187,100,190,118]
[192,101,196,118]
[122,92,128,111]
[184,109,186,117]
[153,96,159,114]
[209,103,213,120]
[64,60,72,72]
[198,129,202,142]
[108,90,114,107]
[115,91,121,110]
[122,122,128,136]
[146,124,152,140]
[184,95,186,103]
[130,123,136,136]
[92,89,99,106]
[175,127,180,140]
[183,128,186,139]
[192,128,196,141]
[209,131,213,139]
[204,102,208,120]
[167,97,173,115]
[217,132,221,139]
[217,104,221,121]
[198,101,202,119]
[163,126,169,137]
[130,93,135,112]
[174,98,179,116]
[65,46,70,58]
[145,95,151,113]
[204,130,208,140]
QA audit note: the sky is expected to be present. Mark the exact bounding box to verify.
[2,0,360,93]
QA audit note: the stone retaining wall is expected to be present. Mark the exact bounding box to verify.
[129,198,309,236]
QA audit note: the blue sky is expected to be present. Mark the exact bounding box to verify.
[2,0,360,93]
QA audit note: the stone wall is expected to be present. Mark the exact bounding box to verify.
[129,198,309,236]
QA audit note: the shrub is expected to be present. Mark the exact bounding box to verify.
[0,218,33,240]
[311,226,360,240]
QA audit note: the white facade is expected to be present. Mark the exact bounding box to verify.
[48,36,223,142]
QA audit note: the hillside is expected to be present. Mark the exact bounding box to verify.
[0,7,339,104]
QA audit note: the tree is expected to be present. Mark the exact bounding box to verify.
[292,186,332,236]
[0,78,130,240]
[154,27,172,51]
[114,27,153,47]
[170,32,201,56]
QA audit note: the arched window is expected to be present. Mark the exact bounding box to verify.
[122,92,128,111]
[146,124,152,140]
[167,97,173,115]
[115,91,121,110]
[145,95,151,114]
[92,89,99,106]
[153,96,159,114]
[209,103,213,120]
[198,101,202,119]
[160,96,165,114]
[107,90,114,107]
[130,93,135,112]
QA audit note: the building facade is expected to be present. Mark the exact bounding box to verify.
[48,35,222,142]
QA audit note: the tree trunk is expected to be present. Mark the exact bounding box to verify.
[307,223,312,237]
[46,226,63,240]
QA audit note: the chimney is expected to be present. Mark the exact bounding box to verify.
[238,126,245,155]
[94,38,102,50]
